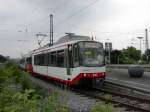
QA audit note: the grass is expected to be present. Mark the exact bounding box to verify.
[103,94,112,101]
[91,94,114,112]
[91,103,114,112]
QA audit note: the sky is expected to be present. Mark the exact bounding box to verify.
[0,0,150,58]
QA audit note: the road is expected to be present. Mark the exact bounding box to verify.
[107,64,150,72]
[106,68,150,90]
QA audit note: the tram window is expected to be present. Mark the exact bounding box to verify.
[44,54,48,66]
[26,57,32,64]
[35,55,40,65]
[57,50,65,67]
[73,44,79,67]
[34,54,45,66]
[34,55,39,65]
[69,45,73,68]
[40,54,45,66]
[51,52,57,66]
[48,52,51,66]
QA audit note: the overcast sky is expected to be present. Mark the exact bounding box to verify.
[0,0,150,58]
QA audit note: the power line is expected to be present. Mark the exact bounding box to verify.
[0,24,26,27]
[28,0,70,26]
[55,0,100,27]
[52,0,71,13]
[67,22,144,36]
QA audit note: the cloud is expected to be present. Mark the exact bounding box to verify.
[0,0,150,58]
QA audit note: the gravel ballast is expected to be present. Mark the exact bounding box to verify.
[29,76,132,112]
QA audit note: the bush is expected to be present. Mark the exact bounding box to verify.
[0,63,70,112]
[0,89,40,112]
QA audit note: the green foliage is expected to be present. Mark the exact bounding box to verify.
[122,46,141,63]
[0,54,7,63]
[0,63,70,112]
[20,72,34,90]
[0,89,40,112]
[5,61,16,68]
[103,95,112,101]
[142,49,150,63]
[91,103,114,112]
[110,50,125,64]
[109,46,141,64]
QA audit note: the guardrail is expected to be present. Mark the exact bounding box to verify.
[107,64,150,72]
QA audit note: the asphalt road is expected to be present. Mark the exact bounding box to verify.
[106,68,150,90]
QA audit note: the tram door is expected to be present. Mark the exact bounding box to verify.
[66,45,72,75]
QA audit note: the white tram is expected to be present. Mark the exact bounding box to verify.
[20,33,106,86]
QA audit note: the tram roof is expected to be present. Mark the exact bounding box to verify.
[54,33,91,45]
[32,33,105,55]
[33,34,93,53]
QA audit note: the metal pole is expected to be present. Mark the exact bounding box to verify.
[52,14,53,45]
[109,48,111,64]
[145,29,149,61]
[140,39,142,53]
[50,14,53,46]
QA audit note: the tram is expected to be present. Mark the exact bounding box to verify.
[19,33,106,86]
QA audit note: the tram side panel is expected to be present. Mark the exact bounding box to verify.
[32,54,48,76]
[47,67,67,80]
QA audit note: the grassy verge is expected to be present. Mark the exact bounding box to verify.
[0,63,69,112]
[91,94,114,112]
[91,103,114,112]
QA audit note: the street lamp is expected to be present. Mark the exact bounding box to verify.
[137,37,144,57]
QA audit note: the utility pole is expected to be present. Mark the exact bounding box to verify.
[50,14,53,46]
[145,29,149,61]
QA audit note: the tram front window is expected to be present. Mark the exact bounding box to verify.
[78,42,104,67]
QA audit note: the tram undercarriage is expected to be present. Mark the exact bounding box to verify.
[75,77,105,88]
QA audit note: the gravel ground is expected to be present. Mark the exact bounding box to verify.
[29,76,134,112]
[30,76,98,112]
[67,92,98,112]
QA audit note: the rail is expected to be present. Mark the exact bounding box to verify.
[75,86,150,112]
[105,79,150,96]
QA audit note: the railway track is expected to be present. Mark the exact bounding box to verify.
[30,75,150,112]
[73,87,150,112]
[71,80,150,112]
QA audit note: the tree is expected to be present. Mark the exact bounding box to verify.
[142,49,150,63]
[122,46,141,64]
[110,50,125,64]
[0,55,7,63]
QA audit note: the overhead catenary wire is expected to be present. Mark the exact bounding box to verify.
[28,0,70,27]
[55,0,100,27]
[52,0,71,13]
